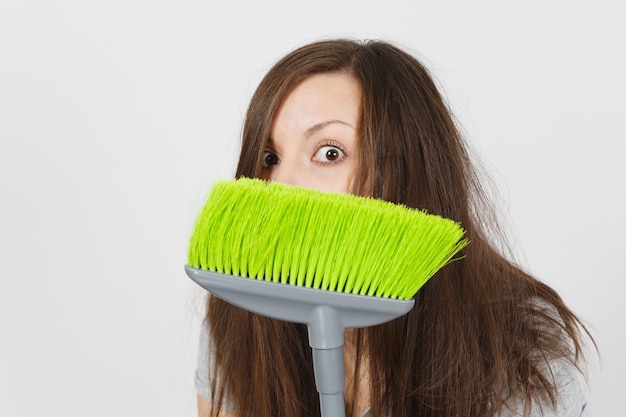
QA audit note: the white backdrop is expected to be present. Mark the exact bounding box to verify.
[1,1,623,416]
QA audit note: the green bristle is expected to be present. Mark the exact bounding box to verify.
[188,178,469,300]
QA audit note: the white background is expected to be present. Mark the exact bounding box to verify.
[1,1,623,416]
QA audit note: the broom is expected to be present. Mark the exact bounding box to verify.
[185,177,468,417]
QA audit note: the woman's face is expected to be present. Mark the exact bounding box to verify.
[261,72,360,194]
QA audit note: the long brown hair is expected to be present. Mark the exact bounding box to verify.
[204,39,591,417]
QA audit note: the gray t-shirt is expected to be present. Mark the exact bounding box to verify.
[195,324,589,417]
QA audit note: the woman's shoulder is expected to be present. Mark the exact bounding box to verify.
[508,356,589,417]
[196,321,237,414]
[537,298,590,414]
[195,322,212,402]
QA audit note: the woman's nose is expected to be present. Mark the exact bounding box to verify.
[270,159,305,188]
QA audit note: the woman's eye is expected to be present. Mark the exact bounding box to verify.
[263,151,280,168]
[314,145,345,163]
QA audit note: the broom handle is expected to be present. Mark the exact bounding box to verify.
[308,306,346,417]
[312,347,346,417]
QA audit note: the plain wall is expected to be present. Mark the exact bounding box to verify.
[1,1,623,416]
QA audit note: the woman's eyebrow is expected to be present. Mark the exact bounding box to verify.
[305,119,354,138]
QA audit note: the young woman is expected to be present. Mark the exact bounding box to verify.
[195,39,593,417]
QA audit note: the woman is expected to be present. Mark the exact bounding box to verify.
[195,39,593,417]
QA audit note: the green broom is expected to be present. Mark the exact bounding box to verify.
[186,177,468,417]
